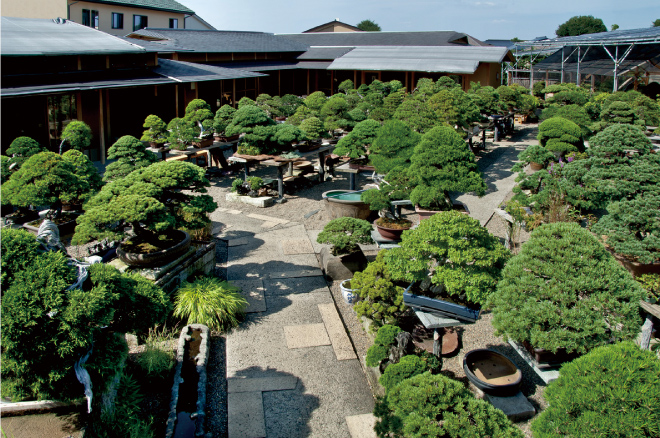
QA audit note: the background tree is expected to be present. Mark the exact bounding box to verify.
[356,19,381,31]
[6,136,46,169]
[103,135,158,182]
[556,15,607,37]
[610,24,619,31]
[653,19,660,27]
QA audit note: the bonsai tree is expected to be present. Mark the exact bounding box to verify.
[511,144,555,172]
[304,91,327,112]
[61,120,92,152]
[537,116,584,157]
[103,135,158,182]
[385,211,509,305]
[299,117,326,141]
[490,222,644,354]
[467,83,500,116]
[407,125,486,210]
[1,155,11,185]
[542,83,590,106]
[183,99,214,138]
[60,149,103,207]
[287,105,317,126]
[361,166,415,213]
[320,94,351,134]
[496,84,523,111]
[73,160,217,245]
[140,115,168,146]
[375,372,524,438]
[366,324,402,367]
[6,136,46,169]
[224,105,277,155]
[427,88,480,130]
[333,119,381,159]
[540,104,592,137]
[352,251,407,330]
[369,120,420,174]
[531,342,660,438]
[213,104,237,135]
[379,355,427,391]
[316,217,374,256]
[588,123,653,158]
[393,95,438,133]
[279,94,304,117]
[237,96,256,109]
[591,190,660,264]
[271,123,306,149]
[167,117,196,150]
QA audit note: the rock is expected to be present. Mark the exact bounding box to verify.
[484,392,536,422]
[319,246,368,281]
[389,332,414,364]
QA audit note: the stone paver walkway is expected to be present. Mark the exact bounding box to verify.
[214,212,375,438]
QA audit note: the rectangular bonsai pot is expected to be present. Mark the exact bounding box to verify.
[403,284,481,323]
[521,341,580,369]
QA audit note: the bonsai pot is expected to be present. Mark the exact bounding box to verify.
[275,116,287,122]
[22,212,80,236]
[218,133,241,143]
[117,229,191,268]
[2,208,39,224]
[609,250,660,277]
[529,162,544,171]
[521,341,580,369]
[192,138,214,148]
[348,162,375,172]
[463,349,522,396]
[374,217,412,240]
[340,279,359,305]
[415,205,443,221]
[403,283,481,323]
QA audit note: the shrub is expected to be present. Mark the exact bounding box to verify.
[213,104,237,134]
[316,217,374,256]
[374,372,524,438]
[386,211,509,305]
[490,222,644,354]
[140,115,168,145]
[0,228,41,291]
[6,136,46,168]
[333,119,381,159]
[84,332,128,394]
[366,325,402,367]
[531,342,660,438]
[540,104,591,137]
[407,126,486,209]
[369,120,420,174]
[379,355,426,391]
[62,120,92,151]
[103,135,158,182]
[537,116,584,155]
[299,116,325,140]
[173,277,247,332]
[591,190,660,264]
[352,251,406,329]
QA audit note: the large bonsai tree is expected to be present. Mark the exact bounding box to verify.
[6,136,46,169]
[467,83,500,116]
[540,104,592,137]
[542,83,590,106]
[427,88,480,130]
[224,105,277,155]
[103,135,158,182]
[369,120,420,174]
[73,161,217,245]
[304,91,327,112]
[407,125,486,210]
[60,149,103,207]
[167,117,196,150]
[393,96,438,133]
[531,342,660,438]
[62,120,92,152]
[537,116,584,156]
[386,211,509,305]
[490,222,644,354]
[183,98,214,137]
[333,119,381,159]
[140,115,168,145]
[299,117,326,141]
[320,94,351,134]
[213,104,237,135]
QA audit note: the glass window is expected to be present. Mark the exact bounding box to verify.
[133,15,148,31]
[82,9,90,27]
[169,18,178,28]
[48,95,77,150]
[91,10,99,29]
[112,13,124,29]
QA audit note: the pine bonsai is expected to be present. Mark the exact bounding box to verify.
[369,120,420,174]
[1,155,10,184]
[511,144,555,172]
[496,85,523,111]
[60,149,103,207]
[299,117,326,141]
[361,167,415,212]
[103,135,158,182]
[140,115,168,145]
[271,123,306,148]
[6,136,46,169]
[61,120,92,151]
[167,117,196,150]
[385,211,509,305]
[320,94,351,134]
[540,104,592,137]
[407,125,486,210]
[393,96,438,133]
[537,116,584,155]
[542,83,590,106]
[427,88,480,130]
[366,324,402,366]
[379,355,426,391]
[304,91,327,112]
[184,99,214,137]
[287,105,317,126]
[531,342,660,438]
[333,119,381,159]
[589,123,653,157]
[467,83,500,116]
[237,96,256,109]
[213,104,237,134]
[316,217,374,256]
[225,105,277,155]
[490,222,644,354]
[73,160,217,245]
[280,94,304,117]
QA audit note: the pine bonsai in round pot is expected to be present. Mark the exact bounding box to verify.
[316,217,374,280]
[512,144,555,172]
[490,222,644,364]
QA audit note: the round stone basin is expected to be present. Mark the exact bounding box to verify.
[321,190,371,220]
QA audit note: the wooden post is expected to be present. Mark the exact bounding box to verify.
[105,90,111,147]
[307,70,310,95]
[278,70,281,96]
[175,85,179,117]
[411,72,415,89]
[404,71,409,91]
[98,89,106,164]
[232,79,236,107]
[353,70,357,87]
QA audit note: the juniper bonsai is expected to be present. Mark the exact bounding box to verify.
[333,119,381,159]
[490,222,644,354]
[316,217,374,256]
[537,116,584,155]
[140,115,168,145]
[6,136,46,169]
[385,211,509,305]
[103,135,158,182]
[369,120,420,174]
[61,120,92,152]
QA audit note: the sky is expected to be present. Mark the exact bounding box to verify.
[177,0,659,40]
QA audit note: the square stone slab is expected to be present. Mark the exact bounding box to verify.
[484,392,536,422]
[232,279,266,313]
[281,238,315,255]
[227,237,249,247]
[227,376,298,393]
[346,413,377,438]
[261,221,279,229]
[284,323,331,349]
[318,303,356,360]
[228,391,265,438]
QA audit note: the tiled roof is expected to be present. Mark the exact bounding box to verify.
[82,0,194,14]
[278,31,489,47]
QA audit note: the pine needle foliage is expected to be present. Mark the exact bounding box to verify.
[104,135,158,182]
[537,116,584,155]
[366,325,402,366]
[369,120,420,173]
[173,277,247,332]
[379,355,426,391]
[140,115,168,145]
[316,217,374,255]
[62,120,92,151]
[6,136,46,169]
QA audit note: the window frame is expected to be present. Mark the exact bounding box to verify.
[82,9,90,27]
[133,14,148,31]
[91,10,99,29]
[169,18,178,29]
[112,12,124,29]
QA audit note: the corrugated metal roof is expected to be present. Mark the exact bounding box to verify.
[83,0,194,14]
[327,46,509,73]
[518,27,660,46]
[1,16,146,56]
[127,28,309,53]
[297,47,355,60]
[156,59,265,81]
[278,31,489,47]
[297,61,333,69]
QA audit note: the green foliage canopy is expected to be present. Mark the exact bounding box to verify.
[213,105,237,134]
[537,116,584,155]
[316,217,374,255]
[140,115,168,145]
[369,120,420,174]
[556,15,607,37]
[333,119,381,159]
[6,136,46,169]
[62,120,92,152]
[356,19,381,31]
[104,135,158,182]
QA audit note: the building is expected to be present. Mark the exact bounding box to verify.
[2,0,195,36]
[303,19,362,33]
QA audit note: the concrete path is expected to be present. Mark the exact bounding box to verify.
[214,211,376,438]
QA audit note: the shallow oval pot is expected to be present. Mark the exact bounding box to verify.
[463,349,522,396]
[117,230,191,268]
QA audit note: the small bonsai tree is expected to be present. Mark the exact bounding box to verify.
[490,222,644,354]
[511,144,555,172]
[73,161,217,245]
[225,105,277,155]
[407,125,486,210]
[379,355,427,391]
[167,117,196,150]
[375,372,524,438]
[537,116,584,156]
[366,324,402,367]
[352,251,407,330]
[6,136,46,169]
[184,99,214,137]
[299,117,326,141]
[386,211,509,305]
[103,135,158,182]
[333,119,381,159]
[61,120,92,151]
[213,104,237,135]
[540,104,592,137]
[316,217,374,256]
[271,123,306,149]
[591,190,660,264]
[369,120,420,174]
[140,115,168,146]
[531,342,660,438]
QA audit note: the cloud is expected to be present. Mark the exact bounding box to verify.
[475,1,496,5]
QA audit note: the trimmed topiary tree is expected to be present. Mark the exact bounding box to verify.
[531,342,660,438]
[490,222,644,354]
[140,115,168,145]
[213,104,237,135]
[333,119,381,159]
[537,116,584,156]
[369,120,420,174]
[103,135,158,182]
[374,372,524,438]
[316,217,374,256]
[61,120,92,152]
[386,211,509,305]
[407,125,486,210]
[6,136,46,169]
